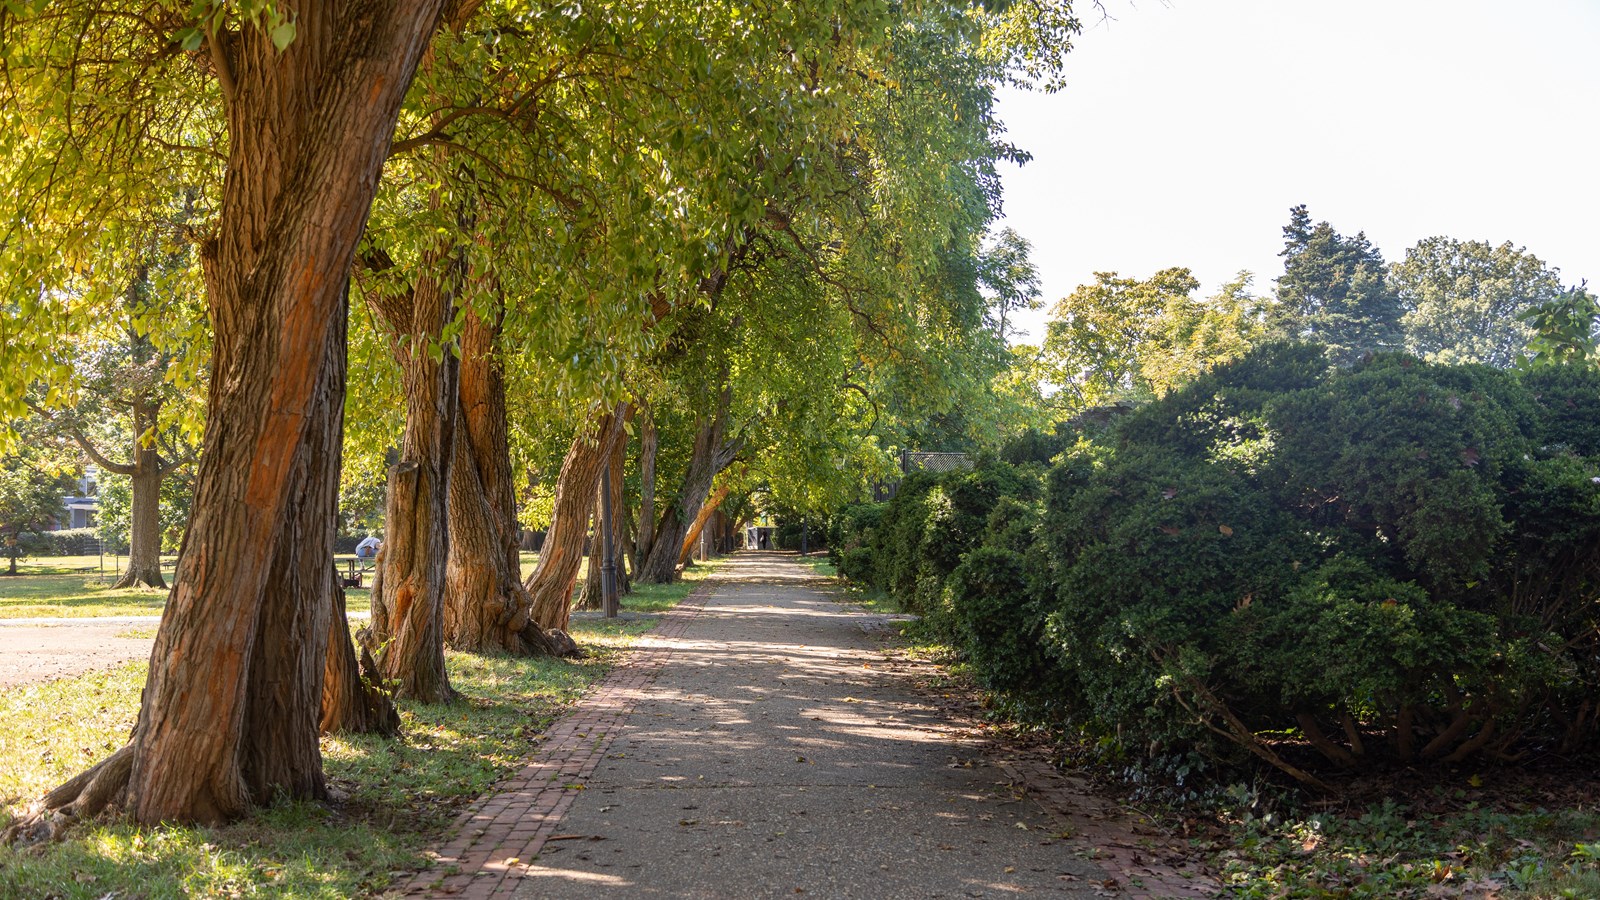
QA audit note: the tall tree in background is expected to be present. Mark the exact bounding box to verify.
[0,434,75,576]
[33,250,204,588]
[1041,267,1200,405]
[1394,237,1568,367]
[1040,268,1266,408]
[1271,205,1402,364]
[980,228,1043,343]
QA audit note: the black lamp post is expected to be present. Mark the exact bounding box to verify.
[600,466,618,618]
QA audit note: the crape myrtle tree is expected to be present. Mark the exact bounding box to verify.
[0,0,445,834]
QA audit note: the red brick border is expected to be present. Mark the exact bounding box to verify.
[400,580,717,898]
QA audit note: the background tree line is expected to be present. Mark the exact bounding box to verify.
[1029,204,1598,415]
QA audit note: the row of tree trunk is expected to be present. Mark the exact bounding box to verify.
[8,1,745,836]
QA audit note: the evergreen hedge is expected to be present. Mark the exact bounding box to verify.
[829,344,1600,784]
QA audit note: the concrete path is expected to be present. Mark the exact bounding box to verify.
[406,552,1118,899]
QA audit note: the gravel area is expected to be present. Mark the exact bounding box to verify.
[0,619,156,688]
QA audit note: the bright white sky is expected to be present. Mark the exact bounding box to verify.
[995,0,1600,344]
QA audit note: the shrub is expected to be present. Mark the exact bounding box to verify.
[826,503,885,572]
[20,527,103,556]
[1041,346,1600,781]
[835,545,877,584]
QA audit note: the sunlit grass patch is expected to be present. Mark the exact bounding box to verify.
[0,557,721,898]
[0,664,143,809]
[4,554,177,576]
[794,554,838,578]
[0,574,170,619]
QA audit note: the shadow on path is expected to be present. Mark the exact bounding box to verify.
[409,552,1211,899]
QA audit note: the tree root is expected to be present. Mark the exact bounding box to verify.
[531,625,580,658]
[110,567,167,591]
[2,744,135,847]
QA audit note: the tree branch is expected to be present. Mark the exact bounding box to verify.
[205,21,235,109]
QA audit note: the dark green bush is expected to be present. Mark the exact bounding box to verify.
[824,348,1600,785]
[862,463,1039,616]
[835,545,877,583]
[774,519,824,552]
[1042,346,1600,781]
[826,502,885,574]
[20,527,103,556]
[1522,364,1600,455]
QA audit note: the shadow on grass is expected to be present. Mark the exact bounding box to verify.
[0,557,723,898]
[0,574,169,619]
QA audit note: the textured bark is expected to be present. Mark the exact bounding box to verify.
[632,406,657,572]
[579,435,631,606]
[321,573,399,736]
[443,307,571,656]
[369,454,455,703]
[638,382,741,584]
[114,459,166,589]
[524,405,628,632]
[678,480,733,567]
[7,1,447,834]
[609,438,631,596]
[363,220,472,703]
[577,492,605,611]
[574,436,630,611]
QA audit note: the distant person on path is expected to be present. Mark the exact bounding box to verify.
[355,534,383,567]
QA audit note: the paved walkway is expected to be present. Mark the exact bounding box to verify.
[404,552,1184,899]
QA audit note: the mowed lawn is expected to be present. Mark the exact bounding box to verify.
[0,552,550,619]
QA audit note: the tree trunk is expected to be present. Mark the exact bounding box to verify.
[679,480,733,568]
[608,437,631,595]
[443,306,572,656]
[321,573,399,736]
[111,399,166,590]
[577,491,604,611]
[5,2,446,836]
[632,405,657,572]
[579,436,631,604]
[638,382,741,584]
[524,404,628,632]
[364,235,468,702]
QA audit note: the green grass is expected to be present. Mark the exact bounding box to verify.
[800,556,903,616]
[793,553,838,578]
[0,574,171,619]
[0,559,719,899]
[3,554,178,576]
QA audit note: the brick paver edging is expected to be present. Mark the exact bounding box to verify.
[400,579,719,899]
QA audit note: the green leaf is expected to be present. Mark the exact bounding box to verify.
[270,20,296,52]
